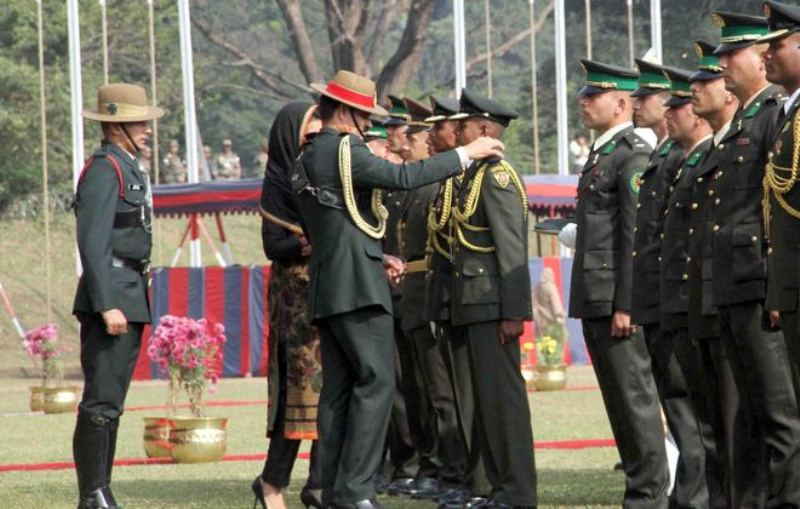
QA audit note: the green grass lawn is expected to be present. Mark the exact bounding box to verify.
[0,213,624,507]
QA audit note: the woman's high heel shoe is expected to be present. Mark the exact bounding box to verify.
[300,486,323,509]
[251,477,266,509]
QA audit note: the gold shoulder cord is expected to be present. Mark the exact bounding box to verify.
[451,160,527,253]
[763,111,800,240]
[338,136,388,239]
[426,178,455,260]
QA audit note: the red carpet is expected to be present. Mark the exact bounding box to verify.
[0,439,615,474]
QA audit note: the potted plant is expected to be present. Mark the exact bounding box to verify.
[144,315,228,462]
[24,324,79,413]
[534,322,568,391]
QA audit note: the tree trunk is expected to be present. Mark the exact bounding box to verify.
[275,0,324,84]
[375,0,434,99]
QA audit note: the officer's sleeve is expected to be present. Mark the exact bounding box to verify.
[614,149,648,313]
[75,159,118,313]
[481,164,533,320]
[349,136,462,190]
[261,219,304,263]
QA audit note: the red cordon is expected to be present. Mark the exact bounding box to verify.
[0,440,615,473]
[324,81,376,109]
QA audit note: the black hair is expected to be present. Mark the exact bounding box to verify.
[317,95,342,121]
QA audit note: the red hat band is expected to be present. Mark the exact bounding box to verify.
[325,81,376,110]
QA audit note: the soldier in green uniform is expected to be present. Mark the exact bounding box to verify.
[216,138,242,180]
[448,88,537,508]
[161,139,186,184]
[570,59,669,506]
[422,95,488,508]
[706,10,800,505]
[657,66,715,508]
[384,95,411,163]
[72,83,164,509]
[687,39,768,507]
[761,0,800,410]
[294,70,503,509]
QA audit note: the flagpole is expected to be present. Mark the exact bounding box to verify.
[36,0,52,320]
[627,0,635,66]
[554,0,568,176]
[100,0,109,83]
[484,0,492,97]
[67,0,84,276]
[453,0,466,94]
[650,0,662,62]
[529,0,540,175]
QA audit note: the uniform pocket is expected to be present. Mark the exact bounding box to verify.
[731,222,765,282]
[582,250,616,303]
[363,242,384,261]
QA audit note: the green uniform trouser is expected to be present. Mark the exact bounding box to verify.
[451,321,537,507]
[780,310,800,411]
[581,317,669,508]
[718,301,800,507]
[440,322,491,497]
[646,324,709,508]
[317,306,395,505]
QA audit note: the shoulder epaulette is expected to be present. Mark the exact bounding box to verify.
[658,139,674,156]
[686,149,705,167]
[745,100,764,118]
[622,130,650,151]
[601,140,617,155]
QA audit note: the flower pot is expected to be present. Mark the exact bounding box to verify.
[29,386,46,412]
[142,417,173,458]
[41,386,80,414]
[520,367,536,391]
[534,364,567,391]
[168,417,227,463]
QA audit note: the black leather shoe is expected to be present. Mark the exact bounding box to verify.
[374,473,391,495]
[436,487,469,506]
[462,496,491,508]
[250,477,265,509]
[300,486,323,509]
[102,486,122,509]
[77,489,110,509]
[409,477,440,499]
[386,477,415,496]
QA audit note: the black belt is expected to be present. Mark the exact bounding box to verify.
[112,256,151,275]
[114,208,145,229]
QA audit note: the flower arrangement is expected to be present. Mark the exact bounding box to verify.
[23,323,63,387]
[148,315,226,417]
[536,323,566,367]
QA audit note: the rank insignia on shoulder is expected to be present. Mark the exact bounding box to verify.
[629,172,643,194]
[492,169,510,188]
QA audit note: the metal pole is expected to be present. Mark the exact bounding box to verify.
[36,0,52,320]
[453,0,466,94]
[585,0,592,60]
[484,0,492,97]
[177,0,201,266]
[529,0,540,175]
[554,0,568,176]
[67,0,84,276]
[148,0,159,185]
[100,0,108,84]
[650,0,662,63]
[627,0,635,67]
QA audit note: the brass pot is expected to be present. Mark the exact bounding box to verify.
[41,386,80,414]
[534,364,568,391]
[29,386,46,412]
[168,417,228,463]
[142,417,173,458]
[520,367,536,391]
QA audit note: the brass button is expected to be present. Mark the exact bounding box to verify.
[737,156,744,163]
[651,191,657,197]
[718,144,725,150]
[713,224,720,231]
[658,256,662,262]
[689,228,694,235]
[669,185,675,192]
[634,226,638,232]
[751,236,758,243]
[664,209,669,215]
[715,198,720,205]
[632,251,637,257]
[637,203,642,209]
[708,189,715,196]
[716,171,723,178]
[676,202,682,208]
[602,263,608,268]
[682,274,688,280]
[769,246,774,254]
[454,271,460,277]
[661,233,665,239]
[686,256,692,262]
[590,184,595,190]
[691,203,698,209]
[697,177,704,183]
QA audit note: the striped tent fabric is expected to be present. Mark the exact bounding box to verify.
[132,266,271,380]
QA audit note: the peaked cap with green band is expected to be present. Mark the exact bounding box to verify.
[404,97,433,134]
[690,40,723,82]
[364,125,388,140]
[578,58,639,96]
[758,1,800,43]
[711,11,769,55]
[450,88,518,127]
[425,95,460,123]
[631,58,671,97]
[384,94,410,126]
[663,67,694,107]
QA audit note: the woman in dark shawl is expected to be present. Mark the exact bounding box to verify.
[252,102,323,509]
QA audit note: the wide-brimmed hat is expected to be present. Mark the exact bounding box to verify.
[310,70,388,116]
[82,83,164,122]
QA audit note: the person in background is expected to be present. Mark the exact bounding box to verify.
[253,102,323,509]
[216,138,242,180]
[161,138,186,184]
[204,145,216,178]
[137,144,152,174]
[569,134,590,174]
[254,137,270,175]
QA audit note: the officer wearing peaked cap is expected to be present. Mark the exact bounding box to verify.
[295,70,504,508]
[448,88,537,508]
[570,58,670,507]
[706,9,800,506]
[762,0,800,417]
[73,83,164,509]
[657,65,716,509]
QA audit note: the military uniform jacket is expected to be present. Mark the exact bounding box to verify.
[765,97,800,311]
[295,128,462,322]
[631,139,684,325]
[569,125,651,319]
[708,85,783,307]
[450,159,532,326]
[423,180,456,322]
[382,189,407,302]
[660,140,711,330]
[73,143,152,323]
[398,183,440,332]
